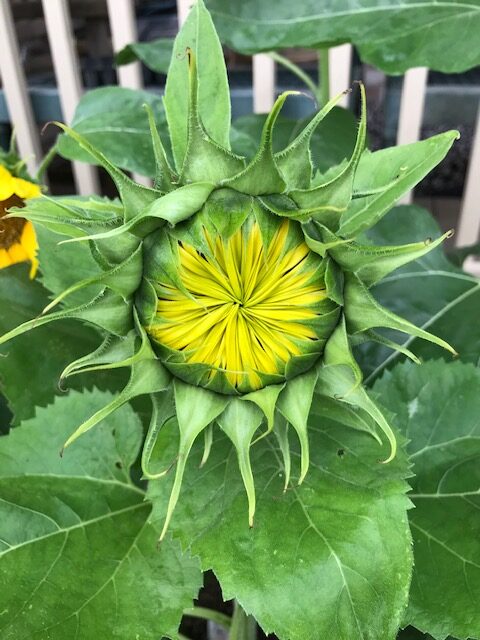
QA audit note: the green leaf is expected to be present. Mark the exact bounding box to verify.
[148,406,412,639]
[206,0,480,74]
[57,87,167,177]
[355,206,480,383]
[373,360,480,640]
[115,38,174,74]
[0,265,112,424]
[0,389,202,639]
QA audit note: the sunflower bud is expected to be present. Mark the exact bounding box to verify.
[0,0,458,540]
[140,190,339,393]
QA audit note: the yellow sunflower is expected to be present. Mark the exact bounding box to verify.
[0,164,40,278]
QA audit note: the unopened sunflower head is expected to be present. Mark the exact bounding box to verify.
[0,0,458,539]
[0,144,41,278]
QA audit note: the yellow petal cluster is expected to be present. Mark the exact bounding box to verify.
[0,165,40,278]
[150,221,326,389]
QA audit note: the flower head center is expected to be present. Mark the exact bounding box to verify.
[147,220,329,392]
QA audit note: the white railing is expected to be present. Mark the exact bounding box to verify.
[0,0,478,247]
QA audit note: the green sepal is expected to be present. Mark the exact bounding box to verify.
[217,398,264,527]
[199,188,251,242]
[143,228,196,302]
[289,83,367,221]
[344,273,457,356]
[180,50,245,184]
[164,0,232,170]
[59,182,215,245]
[60,309,151,380]
[323,315,362,392]
[143,103,177,191]
[316,363,397,462]
[350,330,421,365]
[7,194,122,238]
[311,395,383,445]
[0,289,132,347]
[338,130,459,237]
[160,381,229,540]
[224,92,298,195]
[60,332,135,381]
[253,197,290,249]
[324,257,344,306]
[302,220,353,258]
[242,383,284,442]
[277,367,318,483]
[41,242,143,314]
[53,122,162,221]
[141,392,176,480]
[135,277,158,327]
[200,423,214,467]
[273,415,291,492]
[274,90,349,190]
[330,230,453,287]
[62,353,171,452]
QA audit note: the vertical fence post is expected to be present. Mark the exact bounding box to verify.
[457,103,480,247]
[253,54,275,114]
[329,44,353,107]
[176,0,191,26]
[106,0,151,186]
[0,0,42,175]
[396,67,428,204]
[41,0,99,195]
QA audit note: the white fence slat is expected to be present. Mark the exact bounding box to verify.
[329,44,353,107]
[107,0,142,89]
[106,0,151,186]
[0,0,42,175]
[396,67,428,204]
[457,103,480,246]
[41,0,99,195]
[253,54,275,114]
[176,0,192,26]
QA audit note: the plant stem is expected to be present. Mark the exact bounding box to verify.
[268,51,318,98]
[35,143,58,182]
[183,606,231,630]
[229,601,257,640]
[318,47,330,107]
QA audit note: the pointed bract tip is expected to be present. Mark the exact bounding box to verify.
[380,441,397,465]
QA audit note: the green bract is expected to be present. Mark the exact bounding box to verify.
[0,0,458,540]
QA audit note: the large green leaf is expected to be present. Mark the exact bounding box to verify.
[205,0,480,74]
[57,87,167,177]
[231,107,356,173]
[0,265,111,424]
[355,205,480,383]
[0,389,201,639]
[116,38,174,74]
[148,407,412,639]
[373,360,480,640]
